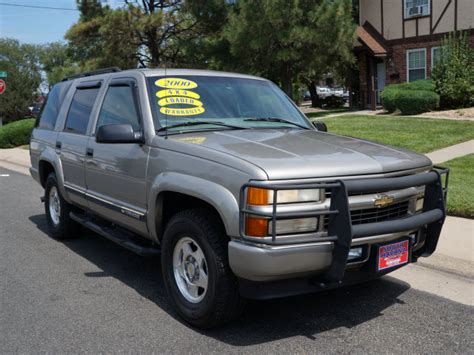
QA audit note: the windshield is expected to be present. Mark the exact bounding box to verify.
[146,75,312,133]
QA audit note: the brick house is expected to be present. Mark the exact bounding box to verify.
[353,0,474,109]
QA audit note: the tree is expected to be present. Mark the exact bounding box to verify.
[224,0,355,101]
[0,39,41,122]
[173,0,233,69]
[65,0,218,69]
[65,1,118,69]
[77,0,106,21]
[299,0,355,107]
[39,42,81,88]
[431,32,474,109]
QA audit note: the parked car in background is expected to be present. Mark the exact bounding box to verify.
[303,90,311,101]
[29,103,43,117]
[333,88,344,97]
[317,86,332,98]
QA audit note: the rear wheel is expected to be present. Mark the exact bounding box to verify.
[44,172,79,239]
[161,209,245,328]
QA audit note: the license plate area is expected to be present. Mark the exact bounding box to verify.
[377,239,410,272]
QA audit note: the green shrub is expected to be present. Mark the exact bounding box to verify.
[0,118,35,148]
[396,90,439,115]
[380,87,398,113]
[381,80,438,114]
[431,32,474,109]
[396,79,436,92]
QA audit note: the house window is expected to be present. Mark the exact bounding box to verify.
[405,0,430,18]
[431,47,441,69]
[407,48,426,82]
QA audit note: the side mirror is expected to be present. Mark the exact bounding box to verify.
[313,121,328,132]
[96,124,144,144]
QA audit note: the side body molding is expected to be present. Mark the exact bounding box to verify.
[147,172,240,242]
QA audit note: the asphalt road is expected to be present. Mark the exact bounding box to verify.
[1,167,473,353]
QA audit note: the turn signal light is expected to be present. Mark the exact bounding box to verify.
[245,217,268,237]
[247,187,269,205]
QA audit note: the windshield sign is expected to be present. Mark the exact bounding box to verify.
[147,75,310,132]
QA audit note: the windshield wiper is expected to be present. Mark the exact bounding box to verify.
[244,117,310,130]
[156,120,247,132]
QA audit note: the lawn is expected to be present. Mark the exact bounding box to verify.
[443,154,474,219]
[321,114,474,153]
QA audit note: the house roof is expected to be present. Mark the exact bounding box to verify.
[356,24,389,57]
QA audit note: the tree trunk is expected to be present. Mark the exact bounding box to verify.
[146,30,160,67]
[145,1,160,67]
[281,65,293,99]
[308,81,321,108]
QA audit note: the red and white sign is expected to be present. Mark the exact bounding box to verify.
[0,79,6,95]
[378,240,409,271]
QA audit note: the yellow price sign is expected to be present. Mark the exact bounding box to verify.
[160,107,206,116]
[155,78,198,89]
[156,89,200,99]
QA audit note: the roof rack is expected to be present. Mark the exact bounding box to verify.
[62,67,122,81]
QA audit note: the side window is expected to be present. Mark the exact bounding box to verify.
[404,0,430,19]
[96,85,141,131]
[431,47,441,69]
[407,48,426,82]
[65,87,100,134]
[37,81,72,130]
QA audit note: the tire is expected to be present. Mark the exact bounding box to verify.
[44,172,79,240]
[161,208,245,329]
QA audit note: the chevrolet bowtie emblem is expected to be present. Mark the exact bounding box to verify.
[373,194,394,208]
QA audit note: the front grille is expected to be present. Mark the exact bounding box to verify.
[324,200,410,230]
[325,190,387,198]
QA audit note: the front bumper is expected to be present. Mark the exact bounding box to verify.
[229,240,333,282]
[230,167,449,284]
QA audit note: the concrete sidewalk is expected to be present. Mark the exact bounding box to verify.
[0,147,31,175]
[425,139,473,164]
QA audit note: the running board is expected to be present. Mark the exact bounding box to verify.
[70,212,160,257]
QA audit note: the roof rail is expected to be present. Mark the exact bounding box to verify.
[62,67,122,81]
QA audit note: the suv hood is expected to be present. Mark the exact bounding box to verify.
[171,129,432,180]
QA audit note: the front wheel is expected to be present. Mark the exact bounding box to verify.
[161,209,244,328]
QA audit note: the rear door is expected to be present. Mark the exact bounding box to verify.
[58,80,102,208]
[85,78,149,235]
[30,81,72,177]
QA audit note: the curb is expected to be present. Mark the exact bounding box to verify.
[416,254,474,280]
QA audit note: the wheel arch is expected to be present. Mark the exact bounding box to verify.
[148,173,240,242]
[38,160,55,188]
[37,150,70,203]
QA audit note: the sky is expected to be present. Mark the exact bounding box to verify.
[0,0,119,44]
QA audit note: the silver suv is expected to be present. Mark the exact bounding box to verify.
[30,68,449,328]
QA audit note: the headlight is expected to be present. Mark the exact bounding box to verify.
[247,187,321,205]
[268,218,318,235]
[245,187,322,237]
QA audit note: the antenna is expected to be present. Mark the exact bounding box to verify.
[164,62,168,140]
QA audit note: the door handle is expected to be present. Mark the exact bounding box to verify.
[55,141,62,149]
[86,148,94,157]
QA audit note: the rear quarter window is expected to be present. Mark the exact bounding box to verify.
[37,81,72,130]
[64,86,100,135]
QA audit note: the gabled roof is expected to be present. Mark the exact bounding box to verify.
[356,22,390,57]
